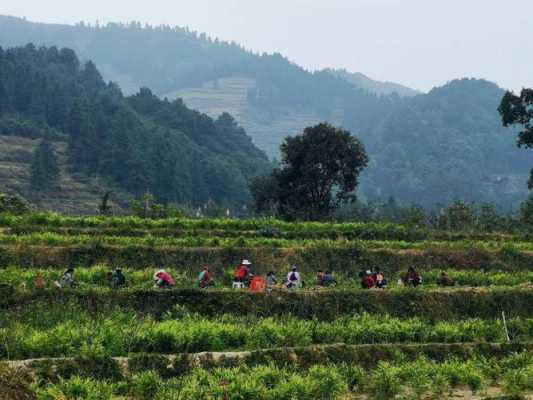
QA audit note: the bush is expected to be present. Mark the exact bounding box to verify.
[0,193,31,215]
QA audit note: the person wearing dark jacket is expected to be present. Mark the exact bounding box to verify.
[111,268,126,288]
[437,271,455,287]
[322,271,337,287]
[403,267,422,287]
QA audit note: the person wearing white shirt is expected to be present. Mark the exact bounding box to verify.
[286,266,301,289]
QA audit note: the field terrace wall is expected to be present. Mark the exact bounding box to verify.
[6,342,533,380]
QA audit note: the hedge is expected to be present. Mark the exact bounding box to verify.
[0,244,530,275]
[2,287,532,321]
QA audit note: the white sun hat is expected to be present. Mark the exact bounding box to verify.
[242,260,252,265]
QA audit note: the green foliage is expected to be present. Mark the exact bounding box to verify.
[499,88,533,188]
[252,123,368,220]
[0,193,31,215]
[30,140,60,191]
[1,302,532,360]
[520,195,533,226]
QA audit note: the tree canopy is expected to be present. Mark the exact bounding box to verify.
[499,88,533,188]
[252,123,368,220]
[30,140,60,191]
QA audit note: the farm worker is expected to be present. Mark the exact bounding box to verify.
[198,266,215,289]
[437,271,455,287]
[266,271,278,291]
[316,270,326,286]
[374,268,388,289]
[403,267,422,287]
[153,269,176,288]
[361,270,375,289]
[234,260,252,285]
[322,271,337,287]
[111,268,126,288]
[250,276,267,293]
[55,268,76,288]
[286,266,302,289]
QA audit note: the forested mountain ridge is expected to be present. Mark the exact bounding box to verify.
[0,15,530,208]
[356,79,531,207]
[0,44,271,210]
[0,15,392,155]
[327,69,420,97]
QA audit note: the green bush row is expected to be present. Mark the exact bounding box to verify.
[2,303,531,359]
[0,213,524,242]
[2,287,532,321]
[2,232,533,253]
[0,243,530,273]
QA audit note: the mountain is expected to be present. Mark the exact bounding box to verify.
[0,15,380,157]
[0,15,529,208]
[354,79,530,207]
[0,44,271,212]
[328,69,420,97]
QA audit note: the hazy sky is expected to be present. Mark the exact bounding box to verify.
[2,0,532,92]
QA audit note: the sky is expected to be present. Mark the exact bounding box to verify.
[1,0,532,92]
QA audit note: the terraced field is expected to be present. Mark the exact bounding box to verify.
[165,76,342,158]
[1,214,532,399]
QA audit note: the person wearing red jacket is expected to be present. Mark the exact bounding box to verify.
[234,259,252,286]
[361,270,376,289]
[153,269,176,288]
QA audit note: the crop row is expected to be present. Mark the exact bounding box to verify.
[2,266,532,290]
[0,213,522,242]
[8,353,533,399]
[0,213,423,234]
[1,240,531,276]
[3,287,532,320]
[1,303,532,359]
[2,231,532,251]
[4,225,519,244]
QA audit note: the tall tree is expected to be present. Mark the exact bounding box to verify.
[252,123,368,220]
[30,140,60,191]
[499,88,533,187]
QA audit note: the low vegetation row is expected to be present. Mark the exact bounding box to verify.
[0,243,530,274]
[3,287,532,320]
[3,232,533,254]
[4,350,533,399]
[1,212,528,242]
[1,303,532,359]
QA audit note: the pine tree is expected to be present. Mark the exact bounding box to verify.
[30,140,60,191]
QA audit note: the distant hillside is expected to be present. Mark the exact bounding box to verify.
[0,44,271,212]
[352,79,530,207]
[0,16,529,208]
[0,15,377,155]
[0,135,132,214]
[328,69,420,97]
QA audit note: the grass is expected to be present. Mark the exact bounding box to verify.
[27,354,533,399]
[1,303,532,359]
